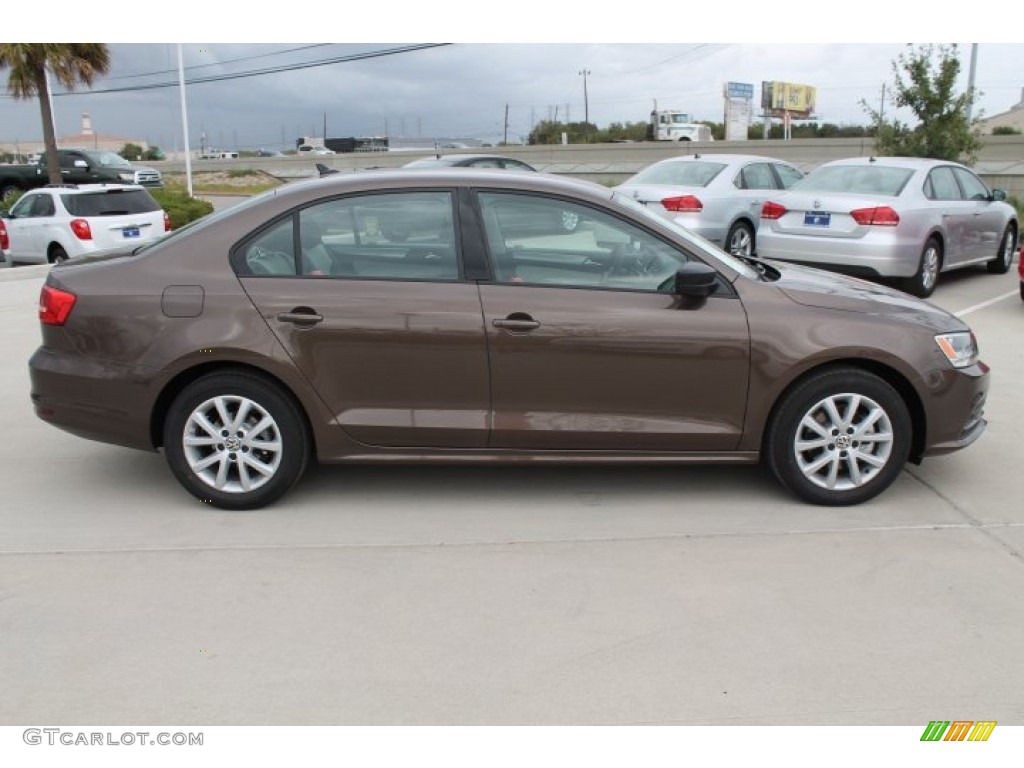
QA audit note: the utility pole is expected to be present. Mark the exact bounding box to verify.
[879,82,886,122]
[323,112,327,142]
[578,69,591,142]
[504,103,509,145]
[966,43,979,123]
[176,43,193,195]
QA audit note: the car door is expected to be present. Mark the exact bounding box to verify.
[952,166,1004,260]
[5,192,47,262]
[473,191,750,452]
[235,190,491,449]
[925,166,972,265]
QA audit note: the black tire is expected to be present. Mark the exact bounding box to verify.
[725,221,755,257]
[163,372,310,510]
[987,224,1016,274]
[902,237,942,298]
[49,245,68,264]
[765,368,912,506]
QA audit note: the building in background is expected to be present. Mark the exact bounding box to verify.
[0,113,149,160]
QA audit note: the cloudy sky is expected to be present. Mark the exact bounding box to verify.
[3,11,1021,151]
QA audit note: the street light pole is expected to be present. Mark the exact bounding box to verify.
[578,69,591,142]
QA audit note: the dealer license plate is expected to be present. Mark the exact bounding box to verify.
[122,227,140,238]
[804,212,831,227]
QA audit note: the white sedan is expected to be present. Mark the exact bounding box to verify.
[756,156,1018,297]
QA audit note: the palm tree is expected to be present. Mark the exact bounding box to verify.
[0,44,110,184]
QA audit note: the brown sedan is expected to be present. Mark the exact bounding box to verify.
[29,170,989,509]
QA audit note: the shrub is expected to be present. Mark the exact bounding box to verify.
[150,188,215,229]
[0,190,23,213]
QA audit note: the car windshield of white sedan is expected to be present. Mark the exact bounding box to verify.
[795,165,914,196]
[610,192,758,279]
[628,161,727,187]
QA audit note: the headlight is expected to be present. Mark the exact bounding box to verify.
[118,172,134,182]
[935,332,978,368]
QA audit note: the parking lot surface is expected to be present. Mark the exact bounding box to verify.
[1,263,1022,725]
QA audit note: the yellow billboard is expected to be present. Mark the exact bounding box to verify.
[761,81,817,117]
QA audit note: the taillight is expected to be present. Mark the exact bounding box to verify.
[0,219,8,250]
[761,201,787,220]
[163,210,172,232]
[70,219,92,240]
[38,284,77,325]
[850,206,900,226]
[662,195,703,212]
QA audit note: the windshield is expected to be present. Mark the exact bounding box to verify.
[609,191,758,279]
[794,165,914,196]
[629,161,726,188]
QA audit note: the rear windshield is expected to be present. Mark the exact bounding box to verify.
[795,165,914,196]
[61,189,159,216]
[629,161,727,188]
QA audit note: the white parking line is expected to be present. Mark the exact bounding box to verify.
[954,289,1019,317]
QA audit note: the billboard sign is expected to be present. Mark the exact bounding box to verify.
[761,81,816,118]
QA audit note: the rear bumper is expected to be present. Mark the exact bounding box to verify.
[757,229,922,278]
[29,346,157,452]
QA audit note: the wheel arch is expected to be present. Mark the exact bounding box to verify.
[149,361,318,459]
[761,358,927,464]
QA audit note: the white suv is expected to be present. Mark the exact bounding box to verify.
[0,184,169,265]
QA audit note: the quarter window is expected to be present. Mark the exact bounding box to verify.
[478,192,691,292]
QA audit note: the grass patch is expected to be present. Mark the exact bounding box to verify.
[163,170,282,195]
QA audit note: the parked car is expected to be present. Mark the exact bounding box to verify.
[1,184,169,265]
[756,156,1018,298]
[29,170,989,510]
[404,154,538,172]
[0,148,163,202]
[614,154,804,257]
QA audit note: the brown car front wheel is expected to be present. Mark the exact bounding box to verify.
[766,368,912,506]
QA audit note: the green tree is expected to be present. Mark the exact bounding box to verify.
[0,44,110,184]
[862,43,982,162]
[119,142,144,161]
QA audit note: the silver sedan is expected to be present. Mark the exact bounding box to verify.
[614,154,804,257]
[756,156,1019,297]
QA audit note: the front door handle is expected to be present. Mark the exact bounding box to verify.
[277,308,323,326]
[492,314,540,332]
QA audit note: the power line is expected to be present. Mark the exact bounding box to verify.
[45,44,452,98]
[100,43,336,82]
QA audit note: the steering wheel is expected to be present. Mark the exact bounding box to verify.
[607,241,663,279]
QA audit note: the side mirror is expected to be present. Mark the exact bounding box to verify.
[991,189,1007,202]
[673,262,719,298]
[73,159,89,169]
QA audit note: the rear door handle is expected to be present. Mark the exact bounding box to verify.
[277,309,323,326]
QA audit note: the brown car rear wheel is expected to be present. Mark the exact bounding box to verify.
[163,372,310,510]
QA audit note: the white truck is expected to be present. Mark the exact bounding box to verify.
[648,110,714,142]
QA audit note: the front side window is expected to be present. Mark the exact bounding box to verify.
[32,194,55,217]
[478,192,693,292]
[9,194,38,217]
[773,163,804,189]
[951,167,990,201]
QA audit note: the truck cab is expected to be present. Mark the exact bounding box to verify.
[649,110,714,142]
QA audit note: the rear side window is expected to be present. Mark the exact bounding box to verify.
[924,167,961,201]
[61,189,159,216]
[630,161,727,188]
